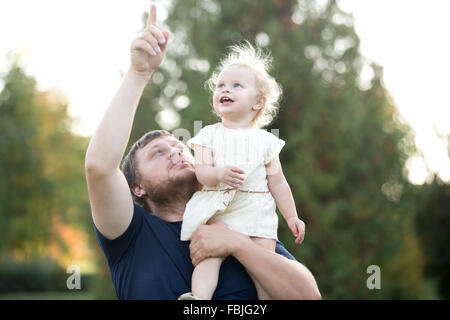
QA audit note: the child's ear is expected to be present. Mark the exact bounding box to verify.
[253,96,266,111]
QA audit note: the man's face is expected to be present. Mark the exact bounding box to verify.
[133,135,196,199]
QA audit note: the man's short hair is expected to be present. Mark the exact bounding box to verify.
[121,130,173,211]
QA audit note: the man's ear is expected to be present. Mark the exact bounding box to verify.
[253,95,266,111]
[132,184,147,198]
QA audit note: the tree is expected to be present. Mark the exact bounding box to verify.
[415,174,450,299]
[0,52,90,260]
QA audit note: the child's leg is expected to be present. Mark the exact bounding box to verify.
[249,237,276,300]
[191,257,224,300]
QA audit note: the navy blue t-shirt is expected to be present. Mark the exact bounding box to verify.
[94,203,296,300]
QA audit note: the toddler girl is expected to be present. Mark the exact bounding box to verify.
[179,41,305,300]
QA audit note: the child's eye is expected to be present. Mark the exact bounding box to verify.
[217,83,241,89]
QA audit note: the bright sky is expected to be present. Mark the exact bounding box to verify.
[0,0,449,185]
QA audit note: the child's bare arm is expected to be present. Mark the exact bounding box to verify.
[193,145,245,188]
[266,156,305,244]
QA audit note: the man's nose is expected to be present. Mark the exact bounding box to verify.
[169,148,182,162]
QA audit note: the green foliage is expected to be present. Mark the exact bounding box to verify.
[0,257,98,294]
[415,179,450,299]
[0,61,50,254]
[0,258,67,293]
[0,53,112,297]
[0,56,90,258]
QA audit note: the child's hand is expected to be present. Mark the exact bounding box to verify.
[287,217,305,244]
[217,166,245,189]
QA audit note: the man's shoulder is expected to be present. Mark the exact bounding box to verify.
[94,204,151,265]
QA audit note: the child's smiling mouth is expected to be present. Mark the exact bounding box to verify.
[219,96,234,105]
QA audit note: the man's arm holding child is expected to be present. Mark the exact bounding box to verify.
[190,221,321,300]
[190,156,319,299]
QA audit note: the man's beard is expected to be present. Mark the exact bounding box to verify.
[143,170,201,208]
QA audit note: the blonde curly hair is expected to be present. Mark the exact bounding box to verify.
[205,41,283,128]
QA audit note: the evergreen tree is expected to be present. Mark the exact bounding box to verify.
[415,175,450,299]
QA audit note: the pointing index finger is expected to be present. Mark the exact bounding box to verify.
[146,4,157,27]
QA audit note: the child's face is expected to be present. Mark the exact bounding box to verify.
[213,65,261,124]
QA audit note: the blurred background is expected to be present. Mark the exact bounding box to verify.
[0,0,449,299]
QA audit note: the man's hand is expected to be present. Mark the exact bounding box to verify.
[287,217,305,244]
[130,4,170,77]
[189,219,247,266]
[217,166,245,189]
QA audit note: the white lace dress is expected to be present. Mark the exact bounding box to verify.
[180,122,285,241]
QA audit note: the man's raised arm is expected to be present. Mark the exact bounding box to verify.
[85,4,170,240]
